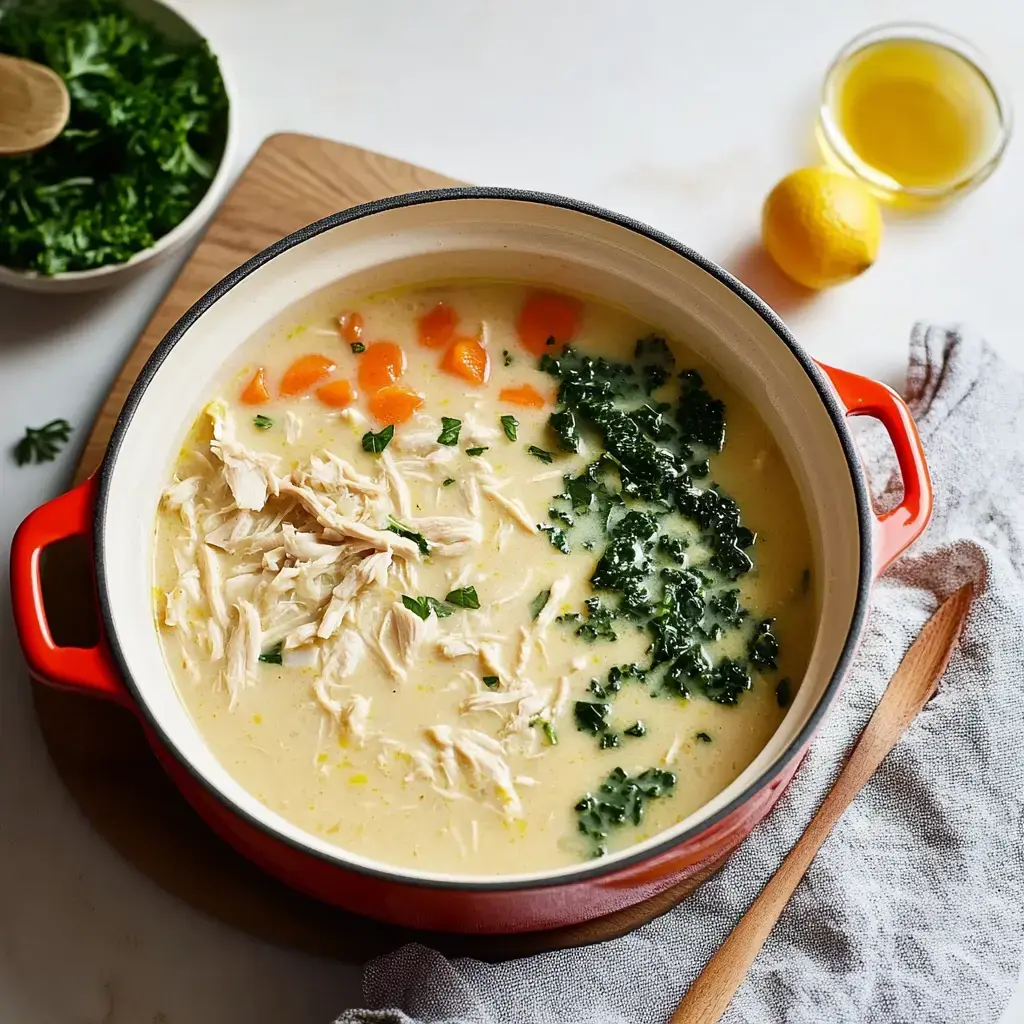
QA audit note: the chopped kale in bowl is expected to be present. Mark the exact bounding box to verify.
[0,0,229,276]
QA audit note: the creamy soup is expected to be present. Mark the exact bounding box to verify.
[154,282,814,875]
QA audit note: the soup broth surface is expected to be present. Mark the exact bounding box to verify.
[154,281,814,875]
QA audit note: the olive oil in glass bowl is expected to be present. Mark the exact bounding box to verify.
[817,24,1011,206]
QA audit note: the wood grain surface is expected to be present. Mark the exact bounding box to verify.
[35,132,727,962]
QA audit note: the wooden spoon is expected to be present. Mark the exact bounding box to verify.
[0,55,70,156]
[670,583,975,1024]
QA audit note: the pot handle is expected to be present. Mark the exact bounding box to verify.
[816,362,933,575]
[10,476,130,707]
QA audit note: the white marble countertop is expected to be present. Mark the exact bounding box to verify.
[1,1,1022,1020]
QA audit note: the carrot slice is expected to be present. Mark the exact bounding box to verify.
[280,354,337,397]
[499,383,547,409]
[316,379,357,408]
[240,367,270,405]
[369,384,424,424]
[441,337,490,385]
[417,302,457,349]
[358,341,407,392]
[516,292,581,356]
[338,311,364,343]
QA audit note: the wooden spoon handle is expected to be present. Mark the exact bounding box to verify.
[670,584,974,1024]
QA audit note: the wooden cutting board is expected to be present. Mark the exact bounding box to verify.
[34,132,726,961]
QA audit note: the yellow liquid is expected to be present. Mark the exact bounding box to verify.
[830,38,1001,193]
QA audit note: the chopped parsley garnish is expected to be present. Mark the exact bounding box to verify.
[529,589,551,620]
[575,766,677,857]
[386,515,430,555]
[362,424,395,454]
[253,414,274,430]
[502,349,513,367]
[445,586,480,609]
[527,445,554,464]
[624,721,646,737]
[531,717,558,745]
[442,477,455,487]
[696,731,712,743]
[401,595,432,620]
[600,732,621,749]
[401,594,453,620]
[258,641,283,665]
[14,419,72,465]
[465,446,489,457]
[351,342,366,354]
[437,417,462,446]
[501,414,519,441]
[482,675,500,689]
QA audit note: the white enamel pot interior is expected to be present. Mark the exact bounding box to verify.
[95,190,871,890]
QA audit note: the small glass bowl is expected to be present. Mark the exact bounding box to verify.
[816,23,1012,206]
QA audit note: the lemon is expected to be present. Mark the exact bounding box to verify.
[762,167,883,289]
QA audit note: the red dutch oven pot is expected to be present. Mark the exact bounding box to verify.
[10,190,931,934]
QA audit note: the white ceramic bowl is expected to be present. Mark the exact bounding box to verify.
[0,0,236,294]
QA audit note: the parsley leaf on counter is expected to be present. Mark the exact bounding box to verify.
[14,419,72,465]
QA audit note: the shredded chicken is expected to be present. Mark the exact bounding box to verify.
[207,401,281,511]
[425,725,523,817]
[198,545,230,629]
[381,450,412,518]
[318,550,393,640]
[383,600,438,676]
[280,522,344,562]
[663,735,682,766]
[225,600,261,709]
[313,686,372,745]
[409,516,483,553]
[322,630,366,683]
[162,388,573,763]
[294,450,384,497]
[459,475,481,518]
[480,481,538,533]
